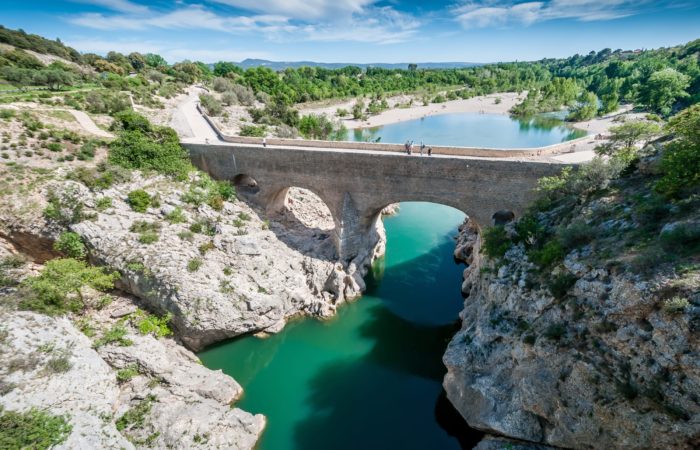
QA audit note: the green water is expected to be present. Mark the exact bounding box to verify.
[347,112,586,147]
[199,202,476,450]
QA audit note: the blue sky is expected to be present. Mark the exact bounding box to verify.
[3,1,700,64]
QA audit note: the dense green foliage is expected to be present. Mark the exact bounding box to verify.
[109,111,191,178]
[127,189,153,213]
[657,104,700,196]
[0,406,72,450]
[20,258,118,315]
[53,231,86,259]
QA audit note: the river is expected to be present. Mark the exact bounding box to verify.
[347,112,586,147]
[199,202,480,449]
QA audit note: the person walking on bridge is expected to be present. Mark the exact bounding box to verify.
[262,137,267,148]
[420,140,425,156]
[428,147,432,156]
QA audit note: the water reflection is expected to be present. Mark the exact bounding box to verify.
[345,112,585,148]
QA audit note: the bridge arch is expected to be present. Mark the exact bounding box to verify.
[185,142,567,263]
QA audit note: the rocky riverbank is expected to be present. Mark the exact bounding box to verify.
[0,149,385,449]
[444,151,700,449]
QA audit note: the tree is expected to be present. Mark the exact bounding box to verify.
[214,61,242,77]
[597,120,661,154]
[298,114,334,140]
[657,104,700,196]
[567,91,599,121]
[128,52,146,72]
[144,53,168,68]
[638,68,690,115]
[408,63,418,71]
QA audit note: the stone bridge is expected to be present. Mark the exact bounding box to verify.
[184,142,566,263]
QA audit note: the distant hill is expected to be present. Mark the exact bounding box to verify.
[235,59,482,71]
[0,25,82,63]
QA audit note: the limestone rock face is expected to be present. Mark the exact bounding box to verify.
[0,295,264,450]
[0,311,132,450]
[1,173,382,351]
[443,223,700,449]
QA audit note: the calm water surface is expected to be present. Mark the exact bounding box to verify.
[346,112,586,148]
[199,202,478,450]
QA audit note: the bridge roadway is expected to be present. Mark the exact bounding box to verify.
[180,90,571,262]
[184,139,566,263]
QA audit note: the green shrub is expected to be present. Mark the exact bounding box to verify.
[190,219,216,236]
[116,395,156,432]
[43,188,85,225]
[127,189,152,213]
[558,221,594,250]
[116,365,139,383]
[68,165,131,191]
[109,111,191,178]
[138,231,159,244]
[129,220,161,234]
[95,197,112,211]
[187,258,202,272]
[656,104,700,197]
[45,354,72,374]
[0,407,72,450]
[660,223,700,256]
[548,273,578,299]
[165,207,186,224]
[482,226,511,259]
[199,94,222,116]
[21,258,117,315]
[47,142,62,152]
[0,109,15,120]
[239,125,266,137]
[94,324,132,348]
[663,296,690,314]
[198,241,215,255]
[177,230,194,241]
[77,140,97,161]
[529,240,565,269]
[53,231,86,259]
[543,323,567,340]
[132,310,172,338]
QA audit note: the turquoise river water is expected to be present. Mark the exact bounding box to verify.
[347,112,586,147]
[199,202,479,450]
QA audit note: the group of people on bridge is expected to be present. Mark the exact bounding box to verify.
[404,140,432,156]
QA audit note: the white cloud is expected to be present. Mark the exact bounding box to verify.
[69,5,295,33]
[71,0,149,14]
[302,7,420,44]
[453,0,659,28]
[210,0,375,20]
[67,2,418,44]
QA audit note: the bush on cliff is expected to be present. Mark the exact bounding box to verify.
[656,104,700,197]
[20,258,118,315]
[0,406,72,450]
[127,189,153,213]
[109,111,191,179]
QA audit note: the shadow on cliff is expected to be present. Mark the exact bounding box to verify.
[240,193,337,261]
[292,237,483,450]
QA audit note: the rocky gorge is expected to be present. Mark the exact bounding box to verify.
[444,149,700,449]
[0,139,388,448]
